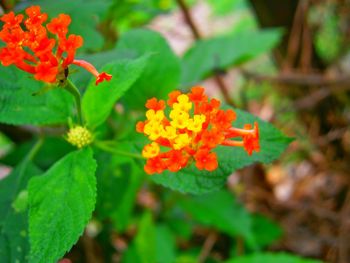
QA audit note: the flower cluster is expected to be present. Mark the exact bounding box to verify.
[136,87,260,174]
[0,6,111,85]
[66,126,93,149]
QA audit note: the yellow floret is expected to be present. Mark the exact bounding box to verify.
[142,142,160,158]
[66,126,93,149]
[187,114,206,132]
[172,94,192,112]
[144,121,165,140]
[161,125,177,140]
[173,133,191,150]
[146,109,165,122]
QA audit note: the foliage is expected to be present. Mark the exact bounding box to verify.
[0,1,324,263]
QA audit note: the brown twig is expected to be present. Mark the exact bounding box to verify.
[338,187,350,263]
[283,0,304,71]
[175,0,201,40]
[241,70,350,87]
[175,0,236,107]
[198,231,218,263]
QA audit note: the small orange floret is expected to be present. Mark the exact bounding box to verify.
[188,86,207,104]
[243,122,260,155]
[95,72,112,86]
[145,98,166,111]
[167,90,181,106]
[46,14,71,37]
[144,157,166,175]
[194,149,218,171]
[136,121,145,133]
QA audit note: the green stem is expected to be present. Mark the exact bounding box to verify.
[95,141,144,160]
[64,79,83,125]
[25,137,44,163]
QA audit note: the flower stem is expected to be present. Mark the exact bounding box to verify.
[94,141,144,160]
[25,137,44,163]
[64,79,83,125]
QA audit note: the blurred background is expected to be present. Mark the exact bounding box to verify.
[1,0,350,262]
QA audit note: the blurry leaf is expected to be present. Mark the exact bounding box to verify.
[95,148,145,232]
[0,210,30,263]
[1,137,74,169]
[135,212,156,263]
[251,214,282,248]
[181,29,282,85]
[82,55,149,129]
[180,190,254,246]
[20,0,110,51]
[115,29,181,109]
[12,190,29,213]
[155,225,176,263]
[206,0,248,16]
[226,252,322,263]
[0,159,41,263]
[123,212,156,263]
[0,67,74,126]
[28,148,97,263]
[313,8,341,62]
[152,109,292,194]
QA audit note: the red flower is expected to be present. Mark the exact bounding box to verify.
[137,86,260,174]
[194,148,218,171]
[145,98,166,111]
[0,6,112,86]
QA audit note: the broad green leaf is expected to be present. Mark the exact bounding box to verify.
[115,29,181,109]
[181,29,282,85]
[20,0,110,51]
[82,56,149,129]
[226,252,322,263]
[180,190,254,246]
[152,109,292,194]
[0,159,42,263]
[0,67,74,125]
[28,148,97,263]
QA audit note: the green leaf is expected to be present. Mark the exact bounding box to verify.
[181,29,282,85]
[135,212,156,263]
[251,214,282,248]
[122,212,156,263]
[28,148,97,263]
[115,29,181,109]
[82,56,149,129]
[0,67,74,126]
[226,252,322,263]
[155,225,176,263]
[0,162,41,263]
[152,109,292,194]
[95,151,144,232]
[21,0,110,51]
[180,190,254,245]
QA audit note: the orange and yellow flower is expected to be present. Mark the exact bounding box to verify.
[136,87,260,175]
[0,6,112,85]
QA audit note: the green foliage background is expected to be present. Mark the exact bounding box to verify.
[0,0,325,262]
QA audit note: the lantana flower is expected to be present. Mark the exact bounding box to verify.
[136,87,260,175]
[0,6,112,85]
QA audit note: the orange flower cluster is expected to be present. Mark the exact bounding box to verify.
[0,6,111,85]
[136,87,260,175]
